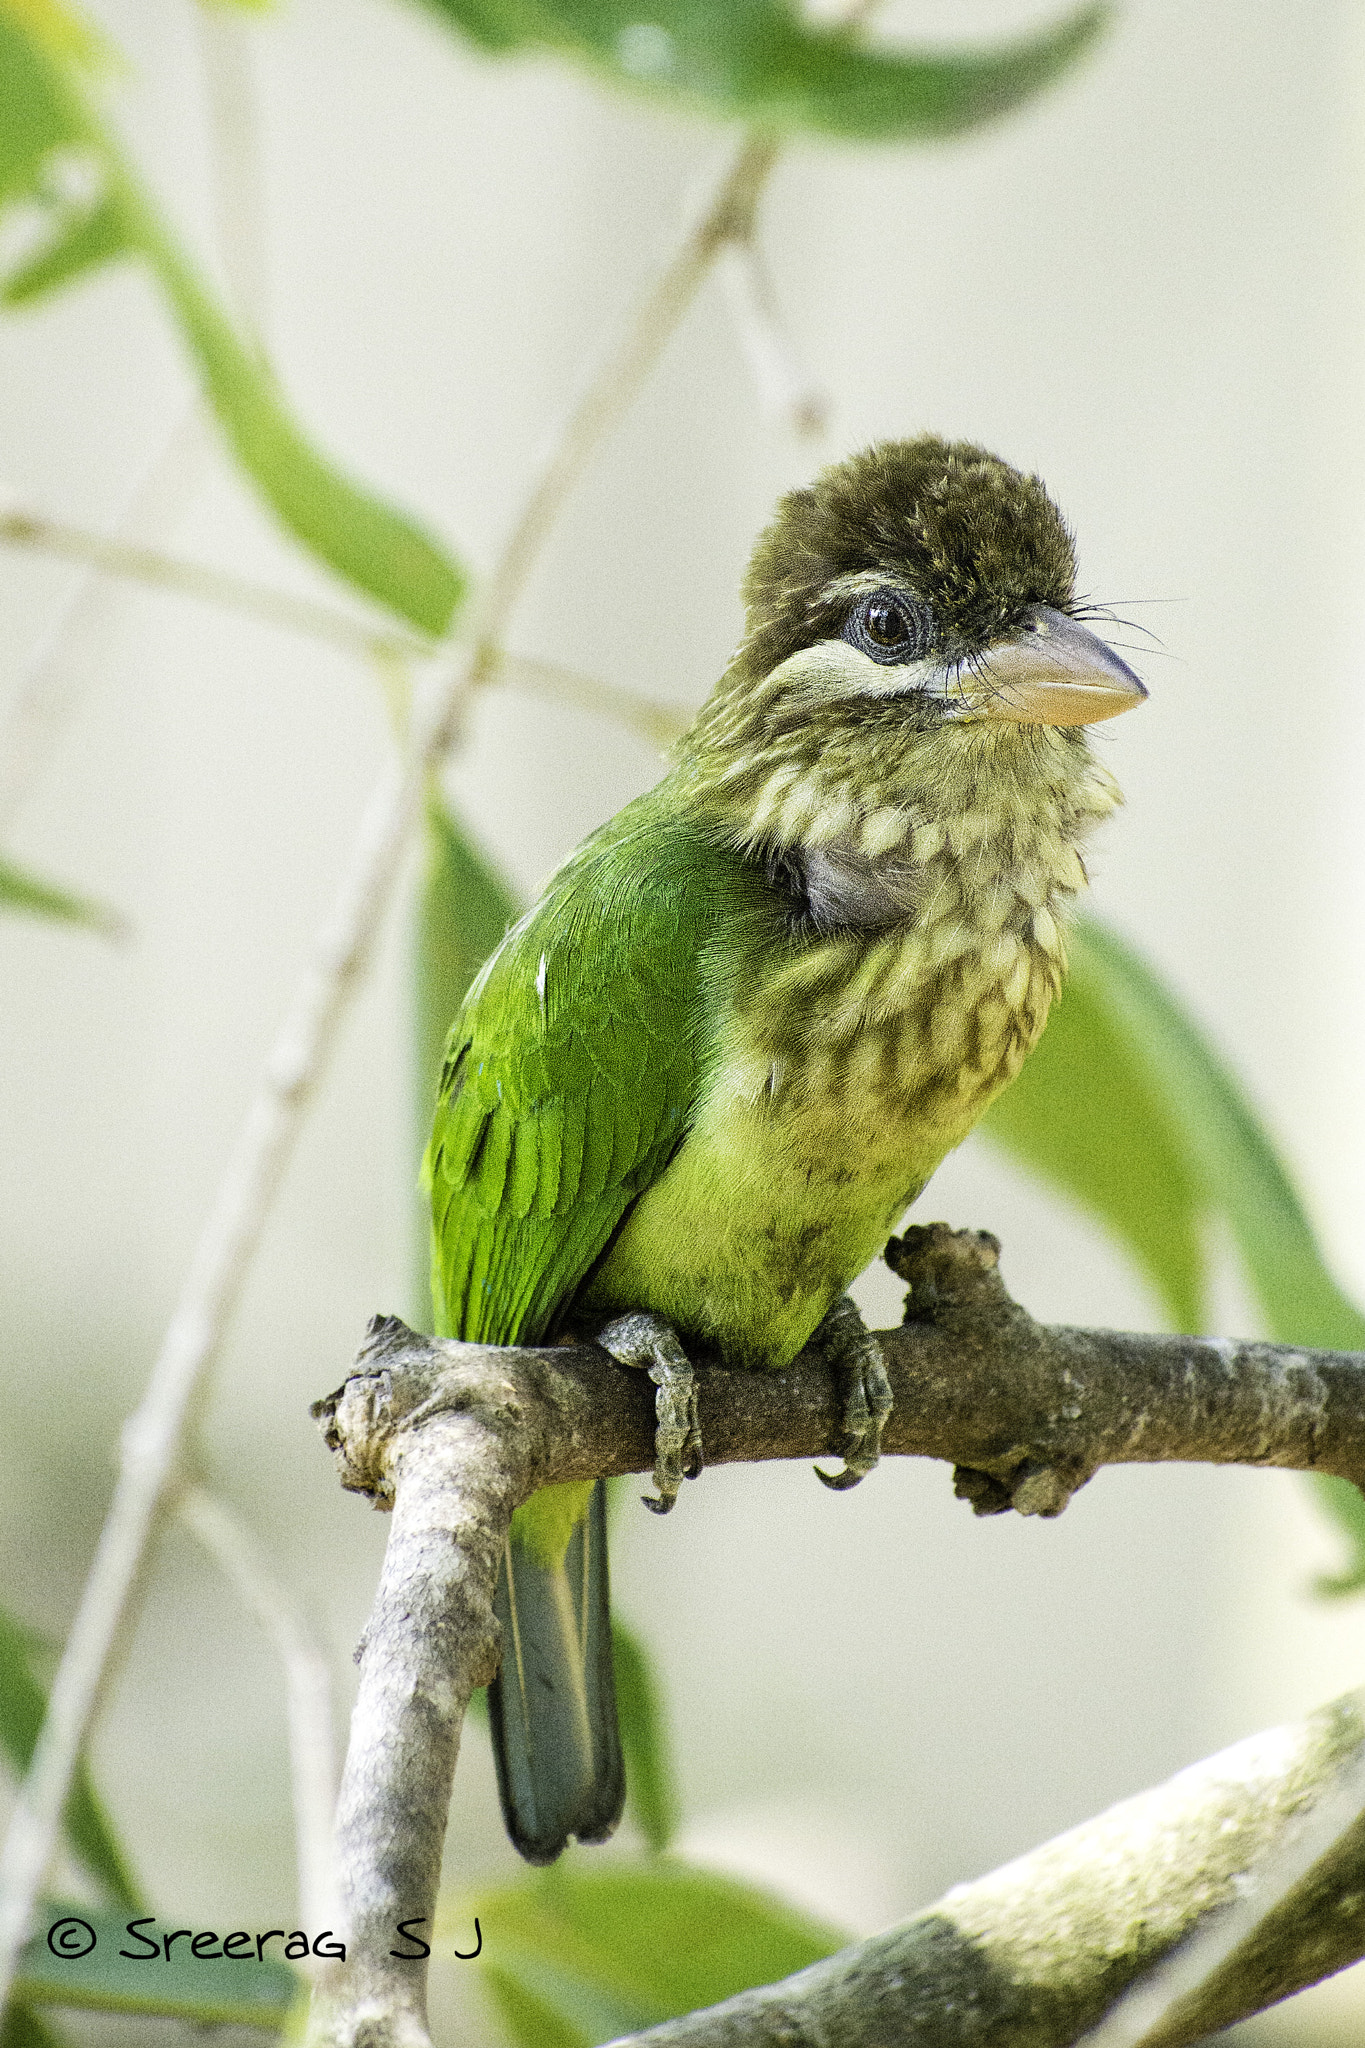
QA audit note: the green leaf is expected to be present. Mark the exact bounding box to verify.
[985,914,1365,1593]
[15,1901,302,2029]
[982,922,1209,1334]
[2,194,127,305]
[119,203,465,635]
[1071,919,1365,1597]
[0,1998,69,2048]
[1068,921,1365,1354]
[472,1859,844,2046]
[0,1608,142,1908]
[417,0,1110,142]
[0,855,121,934]
[0,3,464,635]
[611,1621,678,1853]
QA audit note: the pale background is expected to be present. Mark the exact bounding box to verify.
[2,0,1364,2040]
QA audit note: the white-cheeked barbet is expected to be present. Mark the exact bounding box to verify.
[425,435,1146,1862]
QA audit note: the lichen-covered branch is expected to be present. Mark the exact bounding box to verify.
[609,1692,1365,2047]
[305,1225,1365,2045]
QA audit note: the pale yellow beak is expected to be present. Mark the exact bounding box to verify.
[975,606,1147,727]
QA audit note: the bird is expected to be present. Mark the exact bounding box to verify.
[424,434,1146,1863]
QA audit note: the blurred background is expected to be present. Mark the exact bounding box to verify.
[3,0,1365,2038]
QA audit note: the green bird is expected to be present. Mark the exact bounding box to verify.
[425,435,1146,1863]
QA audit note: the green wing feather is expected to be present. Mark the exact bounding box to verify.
[425,792,736,1351]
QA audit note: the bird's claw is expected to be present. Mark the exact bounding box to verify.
[595,1310,702,1515]
[811,1295,893,1492]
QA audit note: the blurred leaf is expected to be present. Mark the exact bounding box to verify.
[1069,920,1365,1353]
[0,2001,68,2048]
[136,219,464,635]
[0,855,120,934]
[0,0,106,70]
[611,1621,678,1853]
[15,1900,302,2028]
[1310,1476,1365,1598]
[0,4,464,634]
[982,922,1208,1333]
[985,914,1365,1592]
[1,193,123,303]
[473,1859,844,2046]
[0,1608,142,1908]
[1070,919,1365,1596]
[418,0,1109,141]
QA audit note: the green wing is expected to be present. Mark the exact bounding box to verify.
[425,793,735,1347]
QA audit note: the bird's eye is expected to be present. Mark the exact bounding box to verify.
[845,589,930,665]
[866,598,907,645]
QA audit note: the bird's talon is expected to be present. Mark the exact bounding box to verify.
[814,1461,864,1492]
[812,1295,893,1492]
[597,1310,702,1513]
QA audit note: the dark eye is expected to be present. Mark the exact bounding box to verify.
[845,589,930,665]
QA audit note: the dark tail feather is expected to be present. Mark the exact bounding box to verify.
[489,1477,625,1863]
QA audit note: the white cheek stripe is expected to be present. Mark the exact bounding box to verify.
[765,638,960,705]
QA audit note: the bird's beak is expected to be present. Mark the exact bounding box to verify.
[970,607,1147,727]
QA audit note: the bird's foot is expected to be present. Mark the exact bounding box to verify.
[811,1295,893,1492]
[595,1310,702,1515]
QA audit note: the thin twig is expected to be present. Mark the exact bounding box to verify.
[495,649,693,746]
[0,408,211,835]
[717,240,828,439]
[0,509,689,741]
[179,1487,340,1934]
[468,130,782,675]
[0,500,429,664]
[462,0,885,680]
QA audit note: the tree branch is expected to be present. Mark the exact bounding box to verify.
[303,1225,1365,2045]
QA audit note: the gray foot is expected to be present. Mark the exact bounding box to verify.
[812,1295,893,1492]
[596,1311,702,1515]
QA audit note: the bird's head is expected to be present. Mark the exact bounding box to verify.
[681,435,1146,850]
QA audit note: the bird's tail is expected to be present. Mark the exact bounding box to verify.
[489,1477,625,1863]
